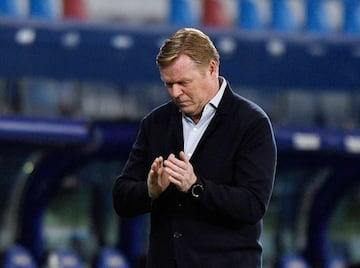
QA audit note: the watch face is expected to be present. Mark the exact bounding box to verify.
[191,183,204,198]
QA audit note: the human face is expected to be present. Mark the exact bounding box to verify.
[159,54,218,123]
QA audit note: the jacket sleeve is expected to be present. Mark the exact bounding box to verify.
[196,116,277,224]
[112,119,152,217]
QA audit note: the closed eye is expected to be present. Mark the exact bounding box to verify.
[164,80,191,88]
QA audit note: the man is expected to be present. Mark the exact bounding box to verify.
[113,28,277,267]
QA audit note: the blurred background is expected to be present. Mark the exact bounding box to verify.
[0,0,359,267]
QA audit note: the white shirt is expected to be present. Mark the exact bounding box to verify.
[182,77,227,159]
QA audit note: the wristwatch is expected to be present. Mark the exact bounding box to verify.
[190,182,204,198]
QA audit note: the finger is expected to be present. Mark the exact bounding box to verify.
[166,154,178,165]
[164,157,175,168]
[148,170,157,184]
[167,153,175,160]
[151,160,159,172]
[153,156,163,170]
[179,151,189,163]
[164,160,183,176]
[168,175,181,186]
[167,154,186,169]
[164,165,179,178]
[157,156,164,169]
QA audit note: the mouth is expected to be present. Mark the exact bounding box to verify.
[175,100,188,107]
[177,103,193,112]
[177,102,187,107]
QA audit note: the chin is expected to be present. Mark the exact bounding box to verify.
[182,109,194,116]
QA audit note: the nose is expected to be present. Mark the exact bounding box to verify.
[169,83,183,98]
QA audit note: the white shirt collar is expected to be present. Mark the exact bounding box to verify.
[209,76,226,109]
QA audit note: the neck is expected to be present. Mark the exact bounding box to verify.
[191,115,201,124]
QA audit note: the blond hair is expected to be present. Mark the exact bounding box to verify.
[156,28,220,68]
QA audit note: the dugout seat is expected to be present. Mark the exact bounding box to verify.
[1,245,37,268]
[95,247,130,268]
[46,248,84,268]
[278,254,310,268]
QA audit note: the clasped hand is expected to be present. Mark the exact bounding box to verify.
[147,151,197,200]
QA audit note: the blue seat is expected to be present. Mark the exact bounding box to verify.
[2,245,37,268]
[46,248,84,268]
[96,247,130,268]
[168,0,197,26]
[272,0,303,31]
[306,0,343,33]
[0,0,20,17]
[278,254,310,268]
[344,0,360,33]
[28,0,57,19]
[325,255,347,268]
[237,0,266,30]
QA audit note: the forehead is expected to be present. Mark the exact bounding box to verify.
[160,55,203,81]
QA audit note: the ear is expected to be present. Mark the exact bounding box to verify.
[208,59,218,77]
